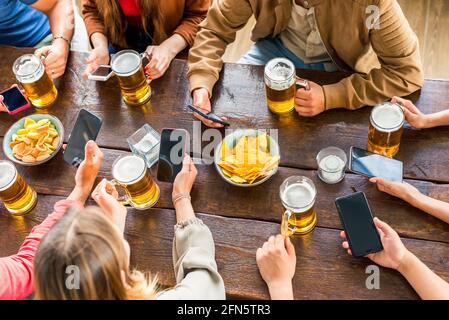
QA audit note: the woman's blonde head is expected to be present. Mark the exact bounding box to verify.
[34,206,158,300]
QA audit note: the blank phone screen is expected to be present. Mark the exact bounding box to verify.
[350,147,403,182]
[63,109,102,166]
[336,192,383,257]
[92,66,112,77]
[2,87,28,112]
[157,129,186,183]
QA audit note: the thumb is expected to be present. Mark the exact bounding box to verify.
[285,236,296,258]
[84,140,96,164]
[373,217,394,236]
[182,154,191,172]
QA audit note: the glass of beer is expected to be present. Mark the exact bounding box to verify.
[367,102,405,158]
[111,154,160,209]
[264,58,309,114]
[12,54,58,108]
[0,160,38,215]
[111,50,152,106]
[280,176,317,237]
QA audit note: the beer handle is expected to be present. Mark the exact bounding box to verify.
[111,179,131,206]
[281,209,294,237]
[295,77,310,91]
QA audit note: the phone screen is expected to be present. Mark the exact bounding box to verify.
[157,129,187,183]
[2,87,28,112]
[63,109,102,166]
[92,66,112,77]
[335,192,383,257]
[350,147,403,182]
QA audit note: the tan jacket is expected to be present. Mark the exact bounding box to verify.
[188,0,424,110]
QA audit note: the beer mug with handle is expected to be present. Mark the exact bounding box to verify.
[0,160,38,215]
[111,50,152,106]
[111,154,160,210]
[13,54,58,108]
[280,176,317,236]
[264,58,310,114]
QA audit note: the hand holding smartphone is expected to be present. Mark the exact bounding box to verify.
[157,128,189,183]
[88,65,113,81]
[187,104,230,127]
[63,109,103,167]
[0,85,31,115]
[335,192,383,257]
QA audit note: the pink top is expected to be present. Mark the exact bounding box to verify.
[0,199,78,300]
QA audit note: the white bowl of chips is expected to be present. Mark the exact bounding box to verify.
[3,114,64,166]
[214,129,280,187]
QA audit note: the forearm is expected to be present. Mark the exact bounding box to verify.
[410,193,449,224]
[160,34,188,58]
[424,110,449,128]
[67,185,90,205]
[90,32,108,50]
[267,282,294,300]
[46,0,74,42]
[399,251,449,300]
[174,198,196,223]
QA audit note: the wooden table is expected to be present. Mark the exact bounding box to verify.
[1,46,449,300]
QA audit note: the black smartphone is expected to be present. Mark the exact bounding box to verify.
[335,192,383,257]
[187,104,230,127]
[1,86,31,115]
[88,65,113,81]
[63,109,103,167]
[157,128,188,183]
[349,146,403,182]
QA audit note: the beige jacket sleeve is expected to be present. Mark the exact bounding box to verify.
[323,0,424,110]
[157,218,226,300]
[187,0,253,96]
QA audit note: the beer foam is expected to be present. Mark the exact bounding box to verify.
[0,162,16,190]
[111,52,141,76]
[372,103,404,132]
[113,155,145,183]
[13,54,44,83]
[282,182,315,211]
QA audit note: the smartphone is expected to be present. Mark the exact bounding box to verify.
[187,104,230,127]
[157,128,189,183]
[335,192,383,257]
[349,147,403,182]
[88,65,113,81]
[63,109,103,167]
[1,86,31,115]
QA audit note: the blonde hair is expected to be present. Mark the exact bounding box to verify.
[34,206,159,300]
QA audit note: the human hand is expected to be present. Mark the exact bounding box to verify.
[340,217,410,270]
[91,178,127,234]
[173,154,198,197]
[256,234,296,300]
[82,45,110,79]
[191,88,227,128]
[0,95,6,112]
[74,141,104,198]
[370,177,422,204]
[144,44,176,80]
[294,81,325,117]
[35,39,70,79]
[392,96,429,129]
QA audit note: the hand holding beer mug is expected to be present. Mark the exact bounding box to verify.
[111,154,160,210]
[367,102,405,158]
[280,176,317,236]
[264,58,310,114]
[13,54,58,108]
[0,160,37,215]
[111,50,152,106]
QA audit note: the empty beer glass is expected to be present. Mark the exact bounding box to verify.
[367,102,405,158]
[111,50,152,106]
[0,160,37,215]
[280,176,317,236]
[13,54,58,108]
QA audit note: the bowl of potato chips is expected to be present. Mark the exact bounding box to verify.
[3,114,64,166]
[214,129,280,187]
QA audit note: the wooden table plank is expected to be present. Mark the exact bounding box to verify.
[1,194,448,300]
[2,141,448,244]
[1,47,449,182]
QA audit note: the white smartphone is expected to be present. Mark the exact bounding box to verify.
[88,65,113,81]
